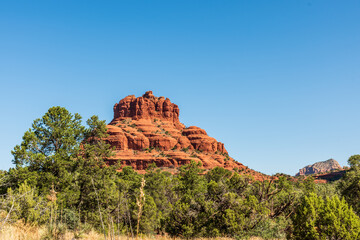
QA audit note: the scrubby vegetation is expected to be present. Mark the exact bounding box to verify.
[1,106,360,239]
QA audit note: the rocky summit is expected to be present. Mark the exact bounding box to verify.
[105,91,266,179]
[296,158,343,176]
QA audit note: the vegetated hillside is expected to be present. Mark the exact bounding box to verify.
[4,103,360,240]
[312,170,348,183]
[296,158,343,176]
[105,91,267,180]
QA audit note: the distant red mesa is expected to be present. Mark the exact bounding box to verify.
[105,91,267,180]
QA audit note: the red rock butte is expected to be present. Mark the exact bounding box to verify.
[106,91,267,179]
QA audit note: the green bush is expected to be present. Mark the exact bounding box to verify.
[60,208,79,230]
[292,193,360,239]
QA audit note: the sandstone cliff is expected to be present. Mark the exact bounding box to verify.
[105,91,266,179]
[296,159,343,176]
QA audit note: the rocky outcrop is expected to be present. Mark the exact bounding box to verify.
[296,159,343,176]
[111,91,183,129]
[105,91,267,179]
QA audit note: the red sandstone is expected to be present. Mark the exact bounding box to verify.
[105,91,268,180]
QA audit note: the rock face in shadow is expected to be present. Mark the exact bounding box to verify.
[313,170,347,183]
[105,91,268,180]
[296,159,343,176]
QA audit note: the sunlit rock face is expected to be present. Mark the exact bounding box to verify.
[105,91,268,180]
[296,159,343,176]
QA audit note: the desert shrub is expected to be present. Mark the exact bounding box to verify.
[5,181,50,225]
[241,216,290,240]
[181,147,189,153]
[292,193,360,239]
[60,208,79,230]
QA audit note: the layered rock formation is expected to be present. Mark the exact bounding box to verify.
[296,159,343,176]
[111,91,182,129]
[105,91,266,179]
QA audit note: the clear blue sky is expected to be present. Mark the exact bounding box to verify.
[1,1,359,175]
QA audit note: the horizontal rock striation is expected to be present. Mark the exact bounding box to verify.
[105,91,267,179]
[111,91,183,129]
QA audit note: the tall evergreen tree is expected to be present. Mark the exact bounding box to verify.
[9,107,115,214]
[11,107,85,193]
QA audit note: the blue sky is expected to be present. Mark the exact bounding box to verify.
[0,1,359,175]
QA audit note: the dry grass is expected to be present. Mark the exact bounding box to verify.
[0,223,43,240]
[0,222,266,240]
[0,223,99,240]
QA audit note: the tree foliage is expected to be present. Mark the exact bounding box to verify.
[292,193,360,240]
[1,106,360,239]
[339,154,360,214]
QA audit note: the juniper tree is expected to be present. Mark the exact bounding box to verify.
[292,192,360,239]
[339,154,360,214]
